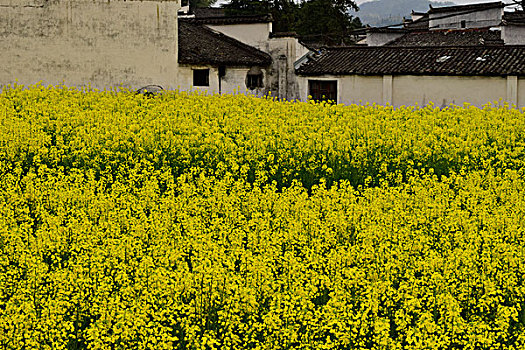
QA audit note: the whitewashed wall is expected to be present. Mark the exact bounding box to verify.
[298,74,525,108]
[206,23,272,51]
[298,75,384,105]
[178,65,268,97]
[518,77,525,107]
[366,32,406,46]
[0,0,179,90]
[268,36,310,100]
[502,25,525,45]
[392,75,508,107]
[429,7,503,30]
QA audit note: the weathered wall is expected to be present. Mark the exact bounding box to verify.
[366,32,406,46]
[0,0,179,90]
[178,65,267,97]
[502,25,525,45]
[429,7,503,30]
[518,77,525,107]
[298,74,524,108]
[206,23,271,51]
[178,65,220,94]
[392,75,507,107]
[268,36,310,100]
[297,75,384,105]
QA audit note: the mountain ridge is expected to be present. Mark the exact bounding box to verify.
[352,0,456,26]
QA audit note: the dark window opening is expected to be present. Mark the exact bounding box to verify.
[246,67,264,90]
[193,69,209,87]
[461,20,466,28]
[247,74,263,90]
[309,80,337,102]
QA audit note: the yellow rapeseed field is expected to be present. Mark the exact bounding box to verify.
[1,85,524,349]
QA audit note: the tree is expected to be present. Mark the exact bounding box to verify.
[223,0,298,32]
[222,0,363,44]
[189,0,219,12]
[296,0,362,45]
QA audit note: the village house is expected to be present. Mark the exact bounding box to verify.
[296,1,525,107]
[2,0,525,108]
[177,7,309,100]
[0,0,309,101]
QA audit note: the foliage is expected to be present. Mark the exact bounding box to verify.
[1,86,525,349]
[185,0,219,12]
[296,0,363,46]
[222,0,363,39]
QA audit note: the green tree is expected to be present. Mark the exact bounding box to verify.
[296,0,363,45]
[189,0,219,12]
[222,0,362,43]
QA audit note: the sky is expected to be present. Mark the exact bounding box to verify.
[213,0,516,7]
[213,0,517,9]
[356,0,510,4]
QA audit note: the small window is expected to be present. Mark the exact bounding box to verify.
[461,20,466,28]
[246,67,264,90]
[193,69,209,87]
[309,80,337,102]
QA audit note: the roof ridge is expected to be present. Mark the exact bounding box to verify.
[297,44,525,77]
[428,1,504,13]
[178,20,272,66]
[193,21,271,60]
[324,45,510,50]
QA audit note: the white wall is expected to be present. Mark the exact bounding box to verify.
[268,37,310,100]
[518,77,525,107]
[297,75,384,105]
[366,32,406,46]
[206,23,271,51]
[502,25,525,45]
[0,0,179,90]
[298,74,525,108]
[429,7,503,30]
[178,65,267,97]
[392,75,507,107]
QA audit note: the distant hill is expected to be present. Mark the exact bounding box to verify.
[352,0,456,27]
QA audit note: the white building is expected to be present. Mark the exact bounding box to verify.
[295,2,525,108]
[2,0,525,108]
[178,8,309,100]
[295,46,525,108]
[0,0,180,90]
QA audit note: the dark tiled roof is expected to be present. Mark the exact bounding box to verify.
[428,1,504,14]
[295,46,525,76]
[366,27,408,33]
[178,20,272,66]
[270,32,299,38]
[503,11,525,25]
[189,8,272,25]
[388,28,503,47]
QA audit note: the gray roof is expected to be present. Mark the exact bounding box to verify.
[387,28,503,47]
[296,46,525,76]
[189,8,272,25]
[178,20,272,66]
[428,1,504,14]
[502,11,525,26]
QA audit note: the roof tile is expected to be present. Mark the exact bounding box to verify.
[178,20,272,66]
[296,46,525,76]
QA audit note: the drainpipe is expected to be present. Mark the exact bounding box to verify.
[278,55,287,100]
[218,66,226,95]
